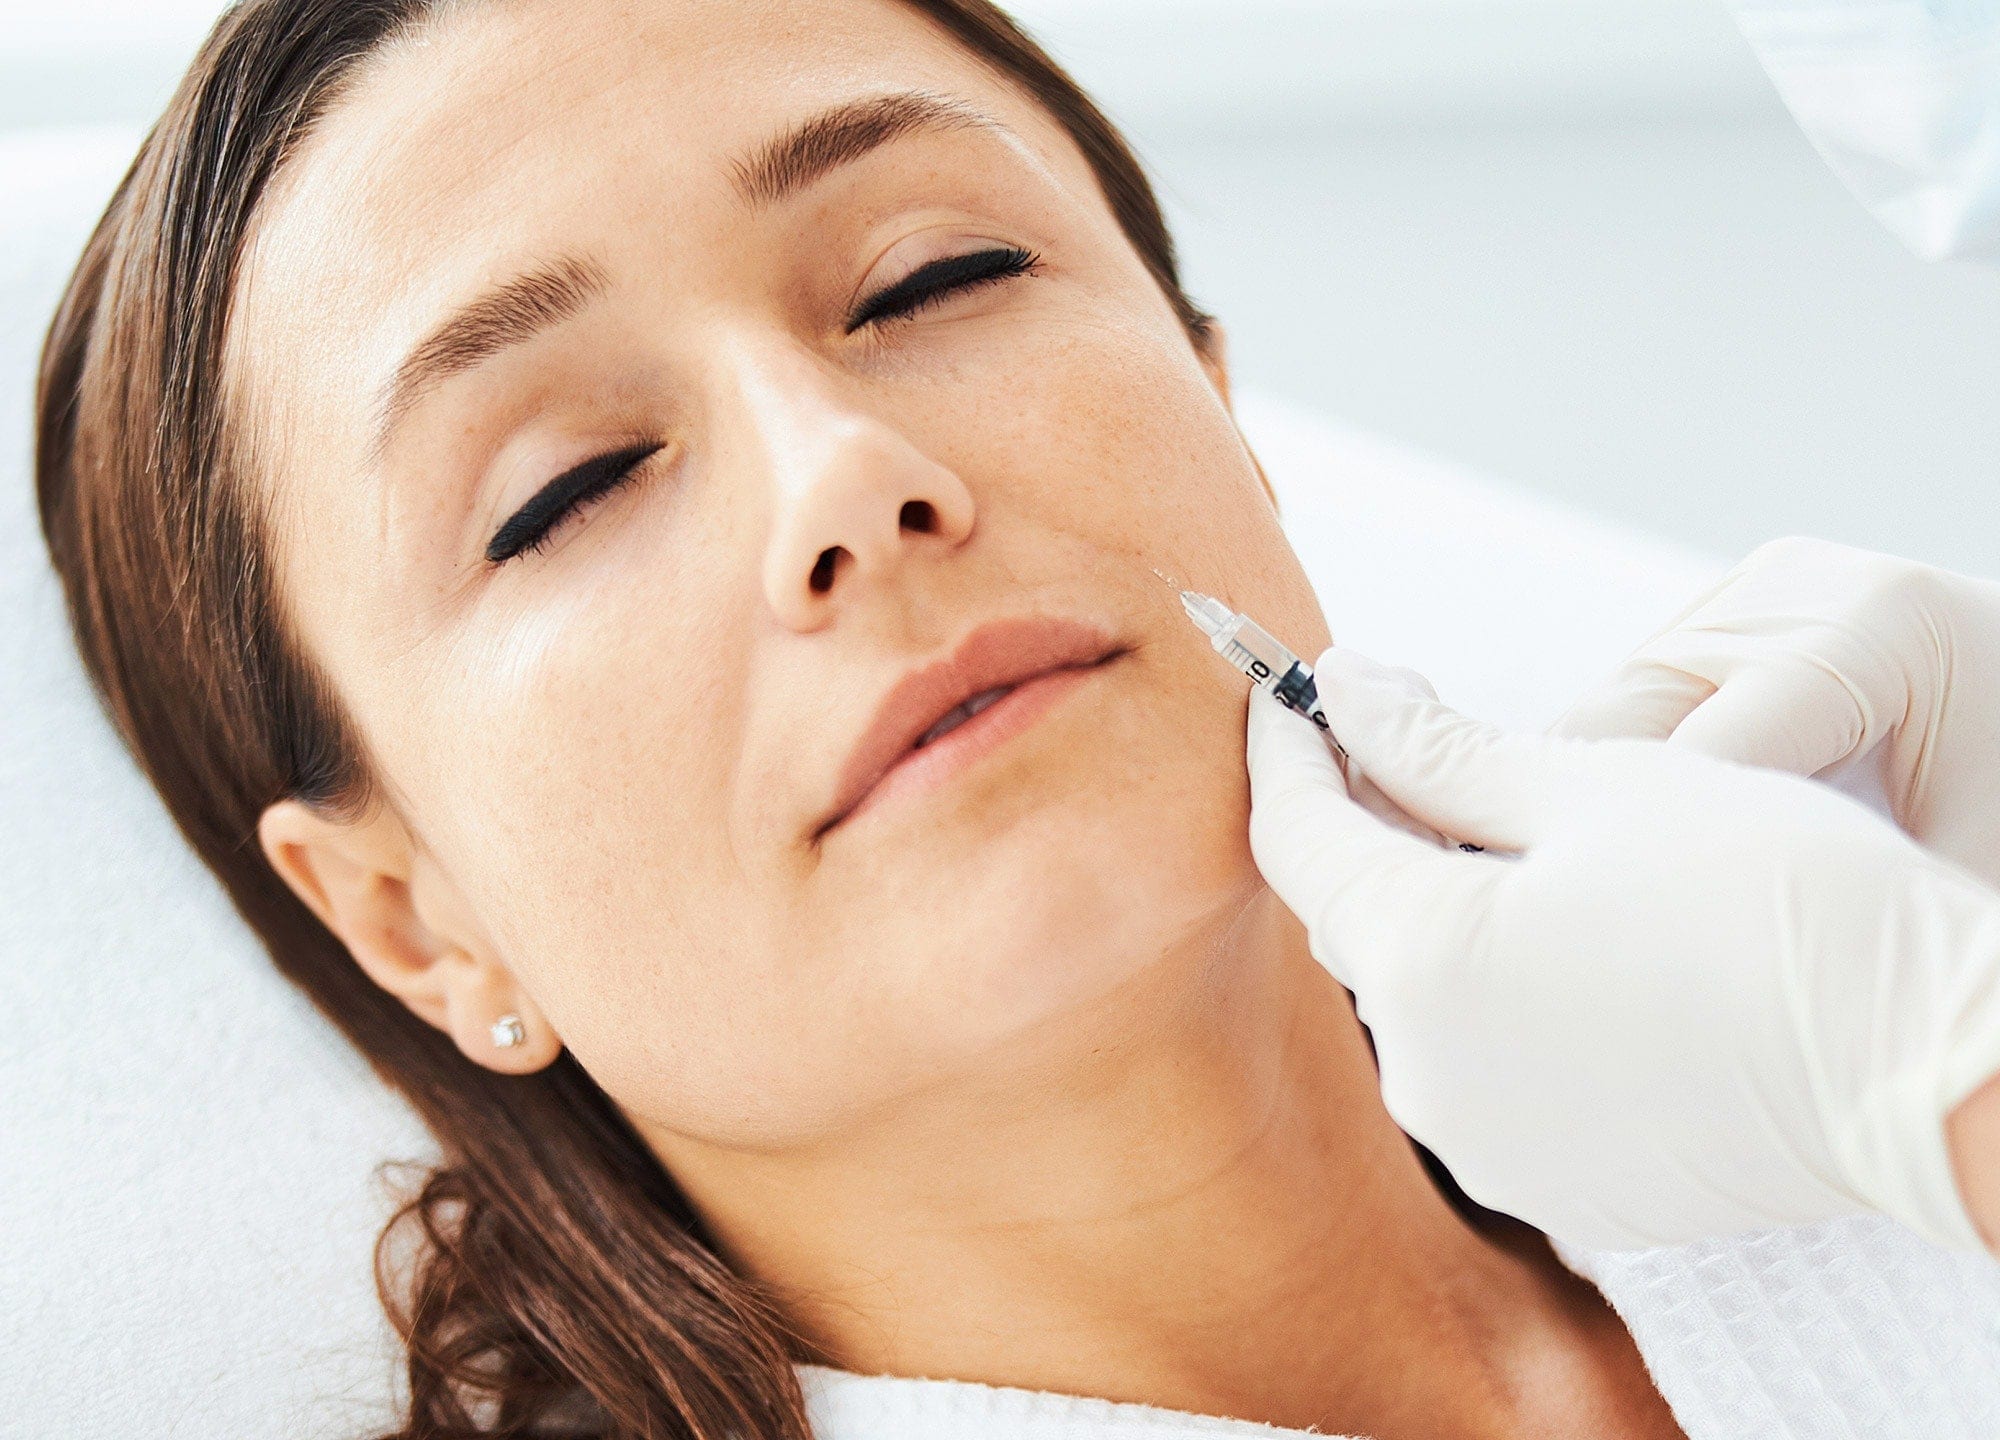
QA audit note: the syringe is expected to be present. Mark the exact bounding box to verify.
[1169,584,1347,759]
[1161,572,1485,853]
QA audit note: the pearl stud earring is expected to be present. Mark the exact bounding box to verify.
[490,1013,526,1049]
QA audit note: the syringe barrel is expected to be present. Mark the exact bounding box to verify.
[1211,612,1299,685]
[1214,617,1346,758]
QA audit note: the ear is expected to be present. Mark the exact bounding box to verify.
[1195,317,1233,409]
[256,797,561,1073]
[1195,319,1281,516]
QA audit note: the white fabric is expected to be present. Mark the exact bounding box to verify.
[4,123,1994,1436]
[798,1361,1318,1437]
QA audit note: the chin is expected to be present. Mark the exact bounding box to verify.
[898,777,1262,1050]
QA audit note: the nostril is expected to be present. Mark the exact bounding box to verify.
[900,500,936,533]
[810,548,842,593]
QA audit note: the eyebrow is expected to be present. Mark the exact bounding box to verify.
[368,91,1001,462]
[730,89,1000,208]
[368,253,610,466]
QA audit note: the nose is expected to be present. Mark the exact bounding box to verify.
[721,338,976,632]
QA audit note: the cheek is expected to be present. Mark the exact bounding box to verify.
[405,587,838,1130]
[950,300,1307,635]
[1025,305,1328,653]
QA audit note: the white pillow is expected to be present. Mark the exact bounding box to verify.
[0,125,1729,1436]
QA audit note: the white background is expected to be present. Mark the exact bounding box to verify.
[5,0,1997,575]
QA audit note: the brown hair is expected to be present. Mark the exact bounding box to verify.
[33,2,1214,1436]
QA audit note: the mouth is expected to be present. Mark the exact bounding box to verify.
[814,614,1129,842]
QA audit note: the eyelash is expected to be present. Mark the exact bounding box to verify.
[844,243,1041,333]
[488,246,1040,566]
[487,442,664,566]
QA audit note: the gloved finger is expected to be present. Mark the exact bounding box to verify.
[1347,767,1453,848]
[1312,645,1564,852]
[1320,664,1452,845]
[1383,664,1440,701]
[1244,688,1485,989]
[1547,659,1717,742]
[1349,666,1452,846]
[1666,655,1870,777]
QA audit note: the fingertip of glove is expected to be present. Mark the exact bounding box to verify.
[1313,646,1433,727]
[1245,684,1340,777]
[1244,682,1301,745]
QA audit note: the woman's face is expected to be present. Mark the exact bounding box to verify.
[245,0,1329,1148]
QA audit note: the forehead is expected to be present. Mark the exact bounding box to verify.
[226,0,1089,518]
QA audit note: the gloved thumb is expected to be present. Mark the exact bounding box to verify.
[1661,653,1870,777]
[1312,646,1569,853]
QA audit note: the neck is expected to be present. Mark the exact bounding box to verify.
[655,888,1636,1438]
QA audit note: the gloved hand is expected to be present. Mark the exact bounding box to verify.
[1550,536,2000,893]
[1245,646,2000,1253]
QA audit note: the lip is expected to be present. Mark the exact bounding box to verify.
[814,614,1126,841]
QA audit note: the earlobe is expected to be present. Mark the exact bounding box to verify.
[254,796,561,1072]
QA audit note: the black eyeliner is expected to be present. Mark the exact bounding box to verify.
[486,441,662,565]
[844,245,1038,333]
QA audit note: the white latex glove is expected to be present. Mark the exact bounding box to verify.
[1551,536,2000,893]
[1245,645,2000,1252]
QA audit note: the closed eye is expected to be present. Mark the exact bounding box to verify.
[486,441,666,566]
[844,245,1040,333]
